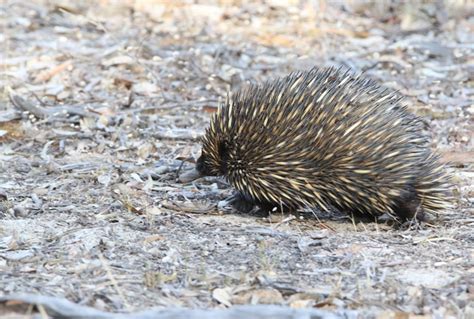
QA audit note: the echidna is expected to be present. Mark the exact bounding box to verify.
[186,67,451,222]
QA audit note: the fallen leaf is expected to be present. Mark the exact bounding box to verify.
[212,287,233,307]
[441,151,474,164]
[34,61,72,83]
[143,234,164,244]
[232,288,284,305]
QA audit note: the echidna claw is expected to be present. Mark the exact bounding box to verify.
[399,218,425,231]
[377,213,399,225]
[219,192,256,214]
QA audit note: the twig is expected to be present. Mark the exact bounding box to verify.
[9,90,100,120]
[36,303,48,319]
[125,99,219,114]
[9,90,49,118]
[98,253,131,310]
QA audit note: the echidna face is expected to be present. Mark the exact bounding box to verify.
[197,139,231,177]
[196,153,216,176]
[197,119,231,177]
[196,144,225,177]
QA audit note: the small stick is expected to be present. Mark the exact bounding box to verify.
[98,253,131,310]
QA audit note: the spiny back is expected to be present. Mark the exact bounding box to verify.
[198,67,451,219]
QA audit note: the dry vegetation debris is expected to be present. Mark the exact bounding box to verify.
[0,0,473,318]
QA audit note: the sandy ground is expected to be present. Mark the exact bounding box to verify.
[0,1,473,318]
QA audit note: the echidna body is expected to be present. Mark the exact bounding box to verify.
[196,67,451,221]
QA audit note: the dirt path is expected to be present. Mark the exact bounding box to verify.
[0,1,472,318]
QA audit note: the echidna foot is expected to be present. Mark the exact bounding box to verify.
[376,212,399,225]
[225,192,293,216]
[226,192,257,214]
[393,186,426,222]
[256,202,293,214]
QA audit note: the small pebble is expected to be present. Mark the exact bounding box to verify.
[13,205,28,217]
